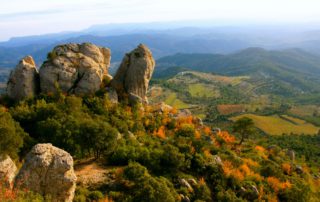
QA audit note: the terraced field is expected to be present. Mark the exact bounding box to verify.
[230,114,320,135]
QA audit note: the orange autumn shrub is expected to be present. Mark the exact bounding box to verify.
[170,107,178,114]
[243,158,260,168]
[222,161,233,176]
[199,177,206,186]
[240,164,251,176]
[100,196,114,202]
[154,126,166,139]
[195,130,201,139]
[267,177,282,192]
[282,163,292,175]
[203,149,211,158]
[176,116,194,126]
[266,194,278,202]
[267,177,292,192]
[217,131,236,144]
[231,169,245,181]
[255,145,266,152]
[203,126,212,135]
[255,145,268,159]
[222,160,262,182]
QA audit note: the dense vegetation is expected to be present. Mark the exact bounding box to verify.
[1,89,320,201]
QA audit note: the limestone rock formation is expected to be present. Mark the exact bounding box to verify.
[111,44,155,104]
[15,144,77,202]
[39,43,111,95]
[7,56,39,100]
[0,155,17,187]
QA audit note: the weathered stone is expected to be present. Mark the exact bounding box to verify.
[152,102,173,113]
[187,178,198,186]
[176,109,192,118]
[194,117,203,126]
[7,56,39,100]
[0,155,17,187]
[180,194,191,202]
[178,178,193,191]
[111,44,155,104]
[40,43,111,95]
[295,165,304,174]
[213,155,223,166]
[15,144,77,202]
[286,149,295,162]
[106,87,118,104]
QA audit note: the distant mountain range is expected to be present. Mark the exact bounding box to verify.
[1,23,320,68]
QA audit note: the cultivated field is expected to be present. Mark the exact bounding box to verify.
[188,83,218,98]
[230,114,320,135]
[217,104,245,115]
[164,93,189,109]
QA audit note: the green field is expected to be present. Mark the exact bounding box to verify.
[188,83,218,98]
[164,93,189,109]
[230,114,320,135]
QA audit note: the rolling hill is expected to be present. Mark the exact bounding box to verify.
[156,48,320,95]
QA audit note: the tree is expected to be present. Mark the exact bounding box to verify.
[0,110,26,158]
[232,117,255,146]
[79,118,118,159]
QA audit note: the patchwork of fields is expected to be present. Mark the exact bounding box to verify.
[230,114,320,135]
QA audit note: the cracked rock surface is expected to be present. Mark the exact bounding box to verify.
[15,144,77,202]
[39,43,111,95]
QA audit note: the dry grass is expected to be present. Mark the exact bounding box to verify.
[230,114,320,135]
[75,159,109,187]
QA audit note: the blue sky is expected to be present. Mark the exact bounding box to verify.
[0,0,319,41]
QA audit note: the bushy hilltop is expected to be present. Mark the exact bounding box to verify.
[0,43,320,202]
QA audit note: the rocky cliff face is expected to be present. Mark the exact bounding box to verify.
[111,44,155,104]
[0,155,17,187]
[7,56,39,100]
[15,144,77,202]
[40,43,111,95]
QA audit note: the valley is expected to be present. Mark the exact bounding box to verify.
[150,54,320,136]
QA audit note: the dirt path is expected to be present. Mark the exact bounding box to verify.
[75,159,109,187]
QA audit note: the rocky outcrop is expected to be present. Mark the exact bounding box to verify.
[39,43,111,95]
[111,44,155,104]
[15,144,77,202]
[7,56,39,100]
[0,155,17,187]
[286,149,295,162]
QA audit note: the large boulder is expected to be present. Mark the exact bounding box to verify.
[39,43,111,95]
[7,56,39,100]
[111,44,155,104]
[15,144,77,202]
[0,155,17,187]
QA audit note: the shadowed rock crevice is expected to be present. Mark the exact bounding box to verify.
[40,43,111,95]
